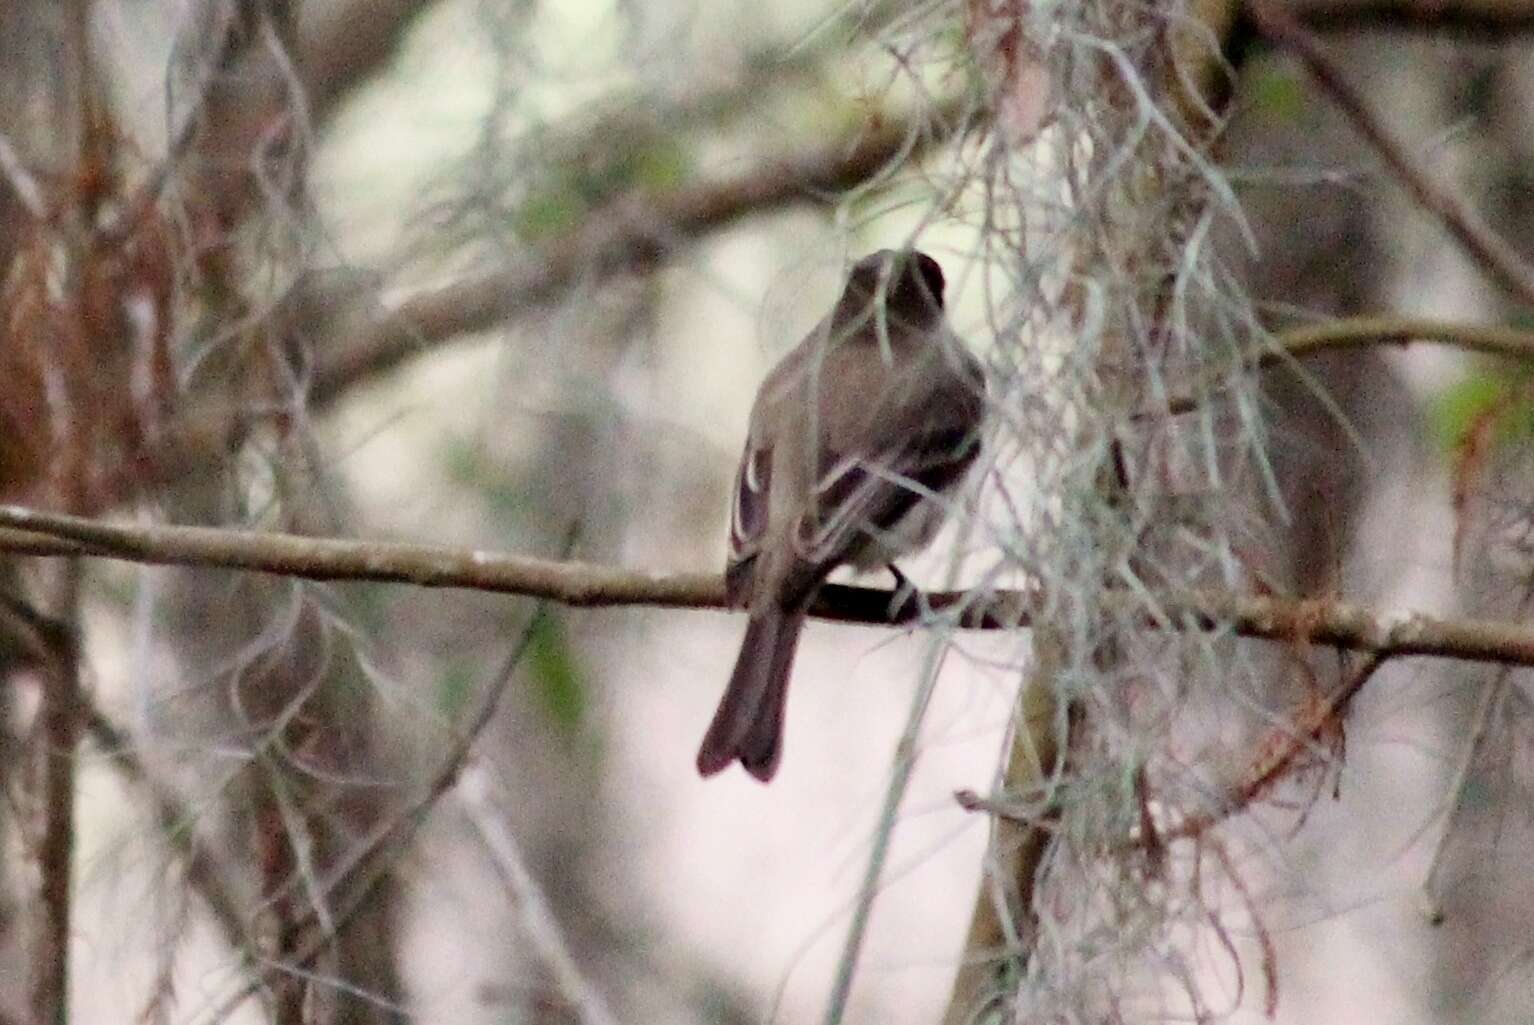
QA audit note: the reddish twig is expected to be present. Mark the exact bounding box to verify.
[1161,652,1387,844]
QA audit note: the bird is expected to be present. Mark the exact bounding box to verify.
[696,248,985,782]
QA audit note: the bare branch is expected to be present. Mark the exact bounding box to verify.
[300,0,439,122]
[0,584,80,1025]
[1419,668,1507,924]
[1248,0,1534,310]
[1157,652,1389,845]
[1265,315,1534,361]
[28,564,80,1025]
[4,506,1534,671]
[1164,315,1534,414]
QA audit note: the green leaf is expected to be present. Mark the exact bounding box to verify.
[1428,371,1534,453]
[527,612,585,737]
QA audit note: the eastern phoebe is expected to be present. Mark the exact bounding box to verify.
[696,249,985,781]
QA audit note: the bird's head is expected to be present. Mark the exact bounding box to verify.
[841,249,946,328]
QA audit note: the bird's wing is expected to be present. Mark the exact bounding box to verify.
[793,421,980,568]
[725,435,771,606]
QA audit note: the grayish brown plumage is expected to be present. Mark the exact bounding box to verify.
[696,249,986,781]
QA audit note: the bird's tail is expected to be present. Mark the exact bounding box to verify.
[696,608,806,782]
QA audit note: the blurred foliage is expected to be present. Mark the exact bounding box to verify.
[1246,61,1306,124]
[1430,366,1534,453]
[444,438,532,524]
[525,610,585,737]
[436,658,479,719]
[1460,772,1492,812]
[516,123,692,240]
[433,613,584,740]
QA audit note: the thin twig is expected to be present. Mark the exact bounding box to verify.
[1247,0,1534,310]
[83,705,253,959]
[822,633,953,1025]
[1419,668,1509,924]
[1158,652,1389,844]
[460,768,621,1025]
[1163,316,1534,415]
[963,643,1379,859]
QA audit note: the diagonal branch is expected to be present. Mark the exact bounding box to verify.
[4,505,1534,670]
[1156,651,1388,845]
[301,0,440,123]
[1247,0,1534,310]
[459,770,620,1025]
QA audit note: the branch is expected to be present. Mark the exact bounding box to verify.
[1164,315,1534,414]
[300,0,438,122]
[4,506,1534,670]
[1420,666,1507,923]
[288,52,1534,414]
[1271,315,1534,361]
[1291,0,1534,36]
[1247,0,1534,310]
[307,102,967,406]
[0,584,81,1025]
[27,565,80,1025]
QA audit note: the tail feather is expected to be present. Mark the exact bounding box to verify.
[696,609,805,782]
